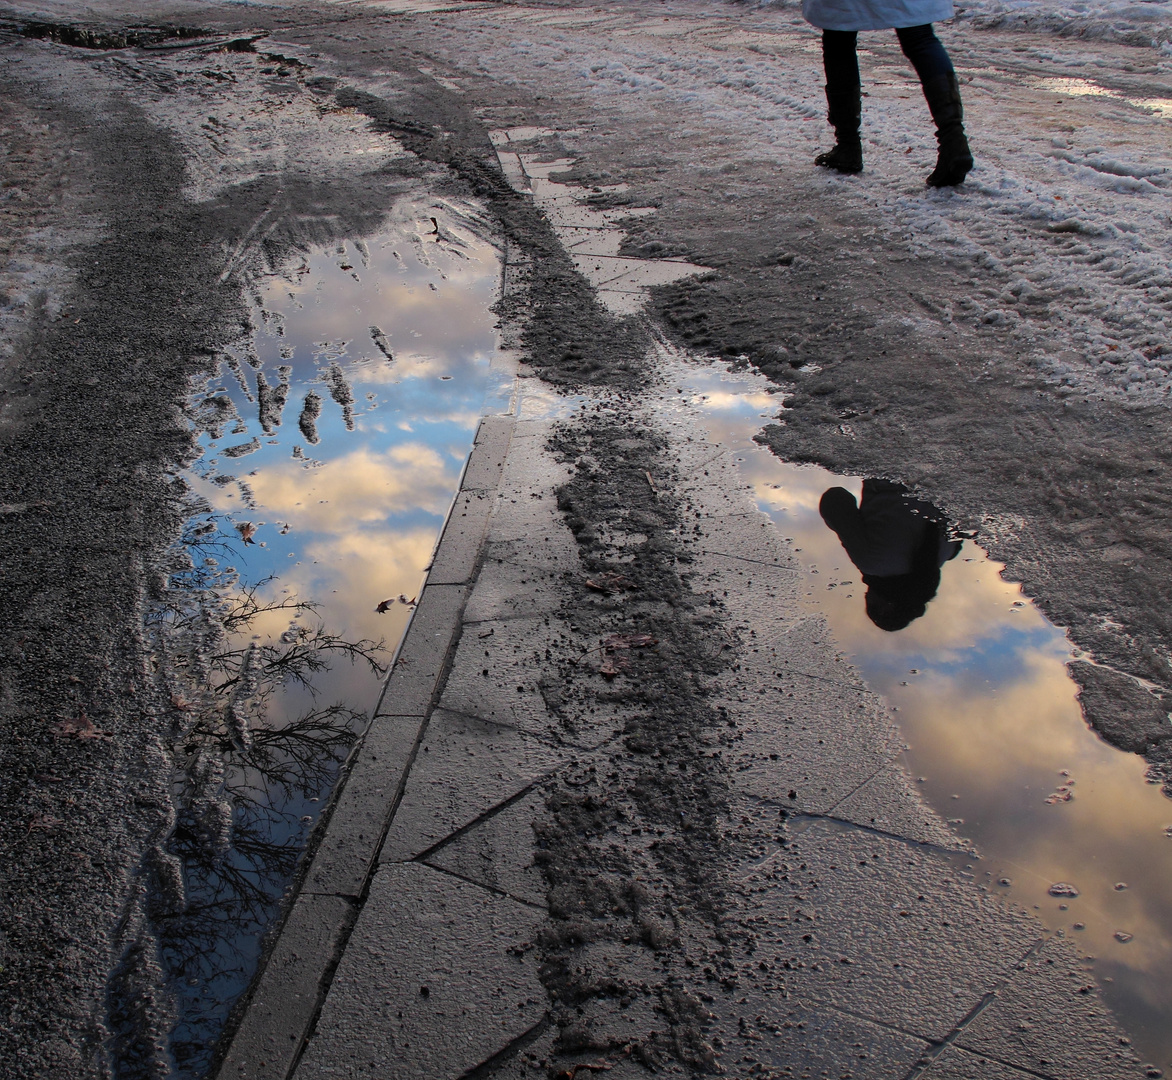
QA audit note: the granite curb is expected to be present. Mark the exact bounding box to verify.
[214,412,517,1080]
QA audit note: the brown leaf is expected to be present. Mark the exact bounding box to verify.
[52,708,110,740]
[603,633,657,650]
[237,521,258,544]
[376,598,394,613]
[598,653,627,679]
[584,572,634,594]
[170,696,192,712]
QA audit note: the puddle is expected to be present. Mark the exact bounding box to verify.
[660,355,1172,1071]
[1031,75,1172,117]
[153,195,508,1076]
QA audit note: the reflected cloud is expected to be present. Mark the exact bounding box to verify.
[246,443,456,530]
[168,203,503,1075]
[656,354,1172,1066]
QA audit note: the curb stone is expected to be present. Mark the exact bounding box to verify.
[214,413,517,1080]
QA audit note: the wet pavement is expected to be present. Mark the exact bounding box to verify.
[163,199,508,1074]
[661,358,1172,1070]
[2,3,1172,1079]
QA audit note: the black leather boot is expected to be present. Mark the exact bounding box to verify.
[921,73,973,187]
[814,82,863,174]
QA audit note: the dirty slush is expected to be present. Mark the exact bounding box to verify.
[2,3,1172,1080]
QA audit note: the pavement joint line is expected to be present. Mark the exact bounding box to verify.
[456,1016,553,1080]
[902,938,1052,1080]
[215,408,518,1079]
[417,859,550,912]
[410,703,607,752]
[410,776,546,862]
[462,609,566,627]
[821,765,903,821]
[405,726,628,863]
[784,811,969,857]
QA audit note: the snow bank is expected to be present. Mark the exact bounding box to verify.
[471,10,1172,405]
[755,0,1172,47]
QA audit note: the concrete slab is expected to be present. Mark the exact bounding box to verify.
[710,995,930,1079]
[292,863,546,1080]
[438,614,625,748]
[955,936,1147,1079]
[302,717,423,896]
[379,708,569,863]
[735,818,1040,1042]
[425,786,548,907]
[828,762,960,850]
[425,488,495,586]
[562,229,624,257]
[375,584,468,718]
[495,150,530,192]
[719,624,903,818]
[218,894,355,1080]
[463,414,515,492]
[464,504,576,622]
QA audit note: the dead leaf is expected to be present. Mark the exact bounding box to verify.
[599,653,626,679]
[170,696,192,712]
[237,521,258,544]
[398,594,417,607]
[376,598,394,613]
[584,572,634,594]
[52,708,111,740]
[603,633,657,650]
[28,815,64,834]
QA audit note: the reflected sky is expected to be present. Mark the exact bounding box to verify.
[660,358,1172,1070]
[169,195,506,1075]
[189,195,508,714]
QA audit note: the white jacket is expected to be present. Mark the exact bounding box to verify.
[802,0,954,31]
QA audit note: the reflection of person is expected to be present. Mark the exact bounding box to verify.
[819,480,961,631]
[802,0,974,186]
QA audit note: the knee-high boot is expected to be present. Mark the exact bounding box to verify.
[815,82,863,174]
[921,73,973,187]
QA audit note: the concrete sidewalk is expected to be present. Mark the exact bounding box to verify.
[218,124,1146,1080]
[219,372,1144,1079]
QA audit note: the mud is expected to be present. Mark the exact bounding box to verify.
[323,82,653,390]
[2,1,1170,1076]
[538,70,1172,783]
[0,23,474,1079]
[536,405,736,1069]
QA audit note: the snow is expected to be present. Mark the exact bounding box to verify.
[760,0,1172,47]
[458,2,1172,404]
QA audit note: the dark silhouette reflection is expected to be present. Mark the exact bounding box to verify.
[819,480,962,631]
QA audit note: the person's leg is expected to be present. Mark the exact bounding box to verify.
[815,29,863,174]
[895,24,973,186]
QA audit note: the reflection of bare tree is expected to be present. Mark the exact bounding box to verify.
[132,506,386,1078]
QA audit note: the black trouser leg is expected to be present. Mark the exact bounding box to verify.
[895,24,973,186]
[816,29,863,173]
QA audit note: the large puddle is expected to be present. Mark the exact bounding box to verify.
[154,195,507,1076]
[661,356,1172,1072]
